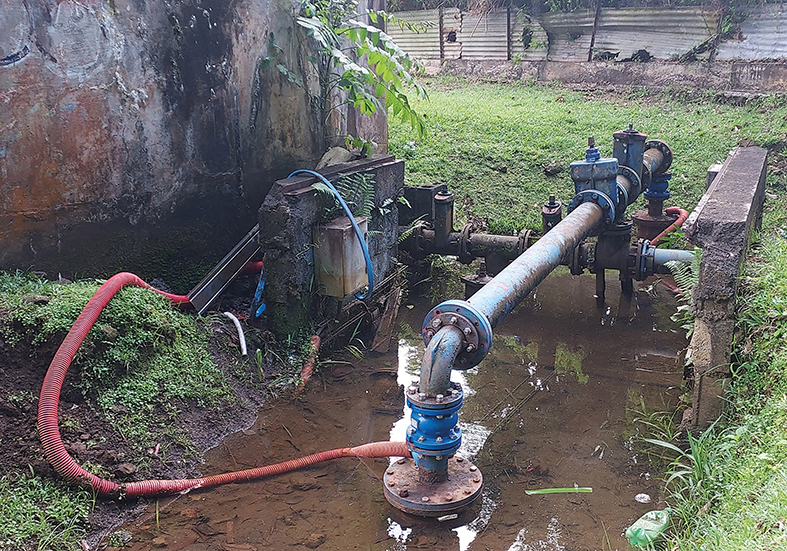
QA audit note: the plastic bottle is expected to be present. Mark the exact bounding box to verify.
[625,509,671,547]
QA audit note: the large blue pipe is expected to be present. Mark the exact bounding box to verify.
[419,201,604,395]
[467,201,604,328]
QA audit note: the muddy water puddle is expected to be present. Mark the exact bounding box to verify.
[120,272,685,551]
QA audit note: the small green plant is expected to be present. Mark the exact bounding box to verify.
[107,530,133,547]
[554,341,588,384]
[254,348,265,382]
[314,172,376,220]
[6,390,36,410]
[666,248,701,339]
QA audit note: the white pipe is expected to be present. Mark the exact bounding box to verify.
[223,312,248,356]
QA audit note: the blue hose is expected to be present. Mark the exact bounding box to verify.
[288,169,374,301]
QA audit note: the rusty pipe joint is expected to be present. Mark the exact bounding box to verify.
[641,140,673,190]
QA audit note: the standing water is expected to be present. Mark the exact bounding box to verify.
[119,270,685,550]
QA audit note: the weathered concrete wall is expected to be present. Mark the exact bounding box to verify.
[0,0,324,291]
[683,146,767,426]
[437,59,787,94]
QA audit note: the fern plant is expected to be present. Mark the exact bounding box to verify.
[666,248,702,339]
[314,172,376,221]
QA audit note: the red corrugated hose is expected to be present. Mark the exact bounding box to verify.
[649,207,689,247]
[37,272,409,499]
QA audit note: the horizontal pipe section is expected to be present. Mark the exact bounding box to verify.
[652,248,695,273]
[467,202,604,328]
[420,325,465,396]
[419,229,522,260]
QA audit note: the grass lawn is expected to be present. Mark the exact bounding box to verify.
[389,77,786,234]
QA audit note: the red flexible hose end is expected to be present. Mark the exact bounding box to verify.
[295,335,321,398]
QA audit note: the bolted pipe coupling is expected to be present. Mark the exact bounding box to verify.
[630,239,695,280]
[567,189,616,229]
[422,300,493,370]
[405,382,464,470]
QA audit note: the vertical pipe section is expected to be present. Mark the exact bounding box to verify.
[420,325,465,396]
[433,192,454,250]
[467,202,604,328]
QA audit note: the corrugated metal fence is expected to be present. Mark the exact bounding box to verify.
[388,6,785,62]
[717,4,787,60]
[387,8,550,62]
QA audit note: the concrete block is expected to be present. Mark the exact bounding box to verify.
[683,146,767,427]
[706,163,723,190]
[259,155,404,336]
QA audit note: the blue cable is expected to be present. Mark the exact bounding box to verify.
[250,266,266,319]
[288,169,374,301]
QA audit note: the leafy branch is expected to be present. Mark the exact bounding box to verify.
[295,0,428,147]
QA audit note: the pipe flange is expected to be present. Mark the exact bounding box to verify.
[641,163,653,191]
[617,164,641,203]
[615,182,629,221]
[458,224,474,264]
[383,456,483,517]
[517,229,532,255]
[422,300,492,370]
[644,140,672,174]
[631,238,655,280]
[406,381,464,410]
[567,190,616,229]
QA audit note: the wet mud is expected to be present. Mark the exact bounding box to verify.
[118,271,685,551]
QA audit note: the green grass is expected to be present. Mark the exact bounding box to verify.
[0,472,92,551]
[656,398,787,550]
[390,78,787,234]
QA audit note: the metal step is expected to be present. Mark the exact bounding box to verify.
[187,224,261,315]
